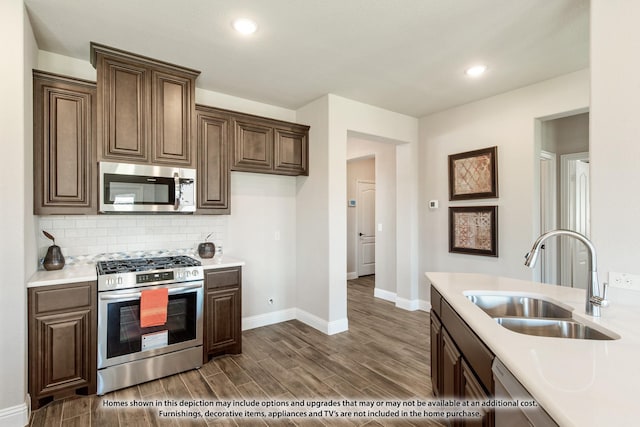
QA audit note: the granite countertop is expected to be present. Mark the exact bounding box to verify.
[27,255,245,287]
[425,272,640,427]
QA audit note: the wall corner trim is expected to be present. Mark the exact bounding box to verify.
[346,272,358,280]
[242,309,297,331]
[296,309,348,335]
[373,287,396,303]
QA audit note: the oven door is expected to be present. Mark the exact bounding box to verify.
[98,281,203,369]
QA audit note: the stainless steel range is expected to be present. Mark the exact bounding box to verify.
[96,255,204,395]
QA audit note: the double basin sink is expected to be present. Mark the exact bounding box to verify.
[465,293,618,340]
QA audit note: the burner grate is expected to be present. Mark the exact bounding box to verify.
[96,255,200,275]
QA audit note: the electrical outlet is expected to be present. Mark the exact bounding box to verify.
[268,298,274,305]
[608,272,640,291]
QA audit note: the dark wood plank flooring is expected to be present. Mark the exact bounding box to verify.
[30,276,441,426]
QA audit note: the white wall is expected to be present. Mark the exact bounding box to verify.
[419,70,590,299]
[346,137,397,296]
[590,0,640,283]
[542,113,589,155]
[0,1,36,425]
[227,172,297,321]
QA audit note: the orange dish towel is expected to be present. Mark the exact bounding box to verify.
[140,288,169,328]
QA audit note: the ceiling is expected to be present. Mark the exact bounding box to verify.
[24,0,589,117]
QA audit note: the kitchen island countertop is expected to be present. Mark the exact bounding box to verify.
[426,272,640,427]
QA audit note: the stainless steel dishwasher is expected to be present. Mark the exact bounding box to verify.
[492,359,558,427]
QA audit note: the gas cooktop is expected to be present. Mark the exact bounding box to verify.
[96,255,203,291]
[96,255,200,275]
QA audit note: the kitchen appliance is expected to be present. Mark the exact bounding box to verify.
[96,255,204,395]
[99,161,196,213]
[492,359,557,426]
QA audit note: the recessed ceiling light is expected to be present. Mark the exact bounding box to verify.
[232,18,257,35]
[465,65,487,77]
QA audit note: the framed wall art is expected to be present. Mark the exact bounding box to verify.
[449,206,498,257]
[448,146,498,200]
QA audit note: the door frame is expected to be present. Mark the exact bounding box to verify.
[355,179,375,277]
[539,150,557,284]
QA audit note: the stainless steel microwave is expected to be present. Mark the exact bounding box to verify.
[99,162,196,213]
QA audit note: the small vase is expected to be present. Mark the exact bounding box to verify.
[43,245,65,270]
[198,242,215,259]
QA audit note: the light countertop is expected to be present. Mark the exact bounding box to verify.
[425,272,640,427]
[27,255,245,287]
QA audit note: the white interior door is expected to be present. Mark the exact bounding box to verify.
[357,180,375,277]
[560,153,590,288]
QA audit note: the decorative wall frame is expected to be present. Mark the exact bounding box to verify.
[449,206,498,257]
[448,146,498,200]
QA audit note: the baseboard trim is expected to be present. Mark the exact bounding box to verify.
[242,308,296,331]
[396,297,419,311]
[296,309,349,335]
[419,299,431,312]
[346,272,358,280]
[374,287,397,303]
[0,399,29,427]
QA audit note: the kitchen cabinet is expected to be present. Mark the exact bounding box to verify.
[33,71,97,215]
[430,285,494,426]
[91,43,200,167]
[231,112,309,176]
[195,105,230,214]
[204,267,242,360]
[28,281,97,409]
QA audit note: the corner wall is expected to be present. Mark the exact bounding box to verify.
[419,70,590,299]
[0,1,37,425]
[590,0,640,280]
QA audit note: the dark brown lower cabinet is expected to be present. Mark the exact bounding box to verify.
[430,285,494,427]
[204,267,242,361]
[28,281,97,410]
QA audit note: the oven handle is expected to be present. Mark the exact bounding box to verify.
[99,283,202,300]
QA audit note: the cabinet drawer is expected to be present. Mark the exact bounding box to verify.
[205,268,241,289]
[442,299,494,393]
[31,281,95,314]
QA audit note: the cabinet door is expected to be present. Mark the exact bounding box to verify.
[96,55,149,162]
[461,359,494,427]
[231,118,274,172]
[442,328,461,398]
[205,287,241,354]
[33,71,96,214]
[28,281,97,409]
[196,106,230,213]
[430,311,442,397]
[274,125,308,176]
[31,309,94,395]
[151,70,194,166]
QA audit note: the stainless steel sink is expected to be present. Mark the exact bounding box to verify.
[466,294,573,319]
[494,317,618,341]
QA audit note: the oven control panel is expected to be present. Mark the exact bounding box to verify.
[137,271,174,284]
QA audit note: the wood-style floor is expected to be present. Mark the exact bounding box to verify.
[30,276,441,427]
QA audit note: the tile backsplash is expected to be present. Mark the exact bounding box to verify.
[37,215,227,261]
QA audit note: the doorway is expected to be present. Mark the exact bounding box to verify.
[539,112,590,288]
[346,157,376,279]
[357,180,376,276]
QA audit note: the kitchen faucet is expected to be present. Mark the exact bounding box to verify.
[524,229,608,317]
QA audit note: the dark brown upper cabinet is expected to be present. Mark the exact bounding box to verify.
[90,43,200,167]
[231,112,309,176]
[195,105,230,214]
[33,71,97,215]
